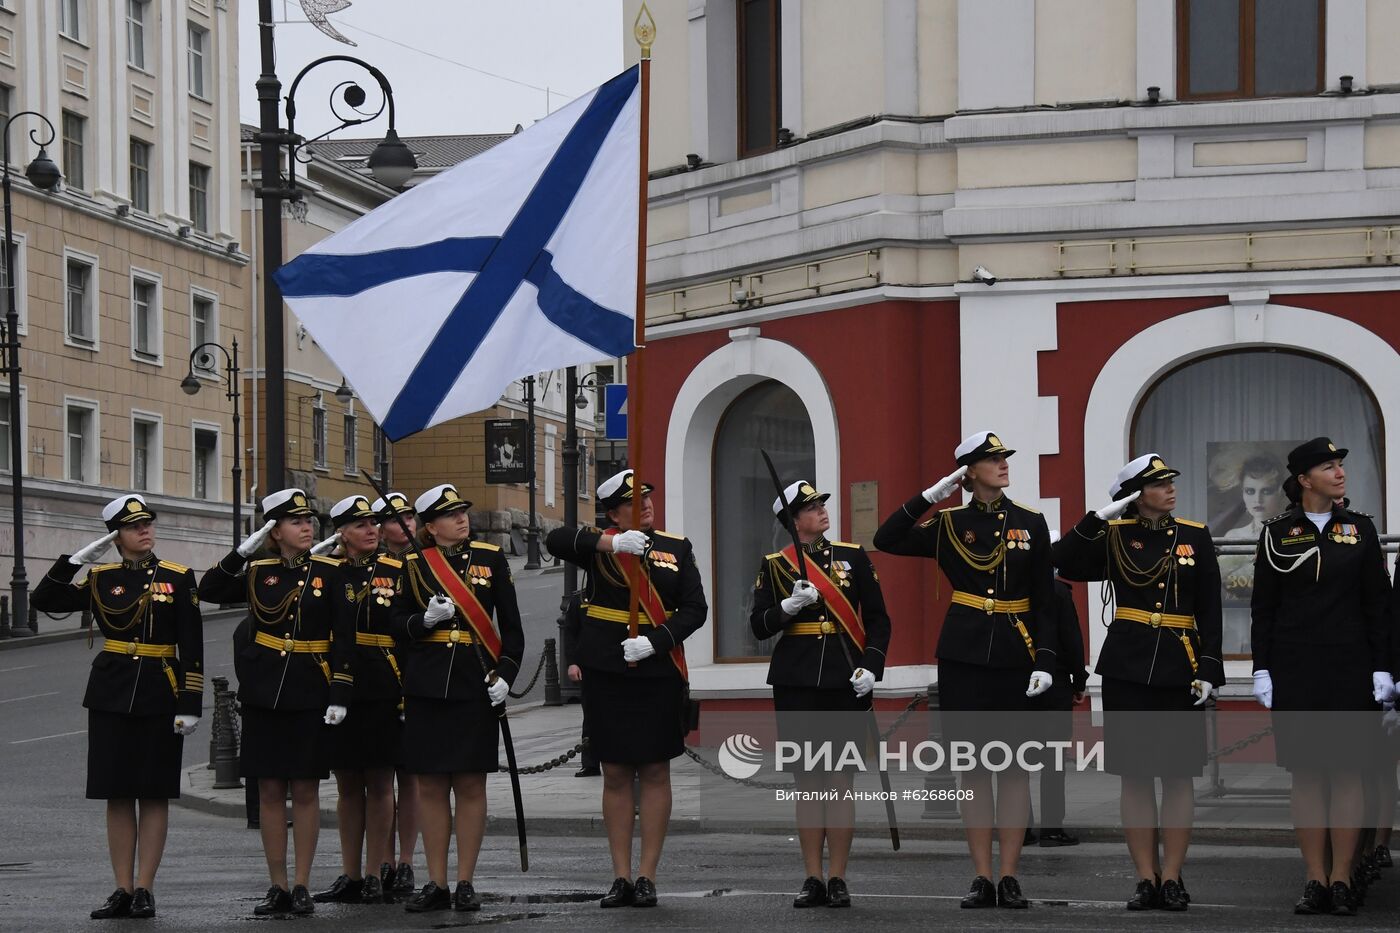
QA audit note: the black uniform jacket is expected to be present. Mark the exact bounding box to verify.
[333,552,405,702]
[35,554,204,718]
[1054,512,1225,689]
[1051,580,1089,692]
[749,535,892,688]
[199,549,353,711]
[874,493,1058,670]
[545,525,708,680]
[391,540,525,702]
[1251,503,1390,674]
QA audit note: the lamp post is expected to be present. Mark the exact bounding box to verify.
[555,366,601,700]
[255,0,416,494]
[523,375,542,570]
[0,112,61,638]
[181,339,242,548]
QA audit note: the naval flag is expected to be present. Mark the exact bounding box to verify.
[275,66,641,441]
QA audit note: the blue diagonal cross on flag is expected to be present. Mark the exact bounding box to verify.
[275,67,641,441]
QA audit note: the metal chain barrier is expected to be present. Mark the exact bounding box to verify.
[1205,724,1273,761]
[498,739,588,775]
[507,650,549,699]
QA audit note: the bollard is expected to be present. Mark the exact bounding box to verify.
[921,681,961,820]
[0,595,9,638]
[543,637,561,706]
[27,604,37,634]
[210,676,243,789]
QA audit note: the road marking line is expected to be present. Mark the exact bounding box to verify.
[0,691,59,704]
[10,729,87,744]
[0,665,36,673]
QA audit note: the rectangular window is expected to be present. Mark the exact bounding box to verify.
[193,426,218,500]
[130,274,160,361]
[65,255,96,346]
[64,402,96,483]
[0,235,25,333]
[127,0,147,69]
[189,162,209,233]
[187,24,208,98]
[62,111,85,191]
[0,84,11,130]
[1178,0,1323,100]
[737,0,781,158]
[343,411,357,473]
[60,0,82,40]
[373,425,390,482]
[312,406,327,468]
[131,415,160,492]
[191,292,216,372]
[577,439,589,498]
[129,139,151,213]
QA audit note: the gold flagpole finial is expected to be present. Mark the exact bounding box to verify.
[634,3,656,58]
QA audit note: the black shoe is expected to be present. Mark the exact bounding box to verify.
[600,877,635,908]
[997,875,1029,909]
[632,876,657,908]
[793,876,827,908]
[361,874,383,904]
[453,880,481,912]
[91,889,133,919]
[290,885,314,915]
[1126,878,1158,911]
[825,876,850,908]
[1023,828,1038,846]
[312,874,363,903]
[404,881,451,913]
[1294,880,1330,915]
[575,765,601,777]
[960,875,996,909]
[1038,828,1079,847]
[1377,844,1393,868]
[253,885,293,916]
[1329,881,1356,916]
[392,861,416,895]
[128,888,154,919]
[1177,873,1190,904]
[1159,878,1188,911]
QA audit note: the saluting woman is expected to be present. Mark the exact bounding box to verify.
[874,432,1057,910]
[1053,454,1224,911]
[392,484,524,913]
[1251,438,1393,916]
[198,489,354,917]
[545,469,708,909]
[34,494,203,921]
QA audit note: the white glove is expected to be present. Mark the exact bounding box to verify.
[1191,680,1215,707]
[1026,670,1053,697]
[621,636,656,662]
[1374,672,1396,705]
[70,530,119,566]
[173,715,200,736]
[237,519,278,558]
[486,674,510,705]
[780,579,820,616]
[324,705,347,726]
[1095,490,1141,521]
[850,668,876,697]
[922,466,969,504]
[310,532,341,556]
[1252,670,1273,709]
[422,594,454,628]
[613,530,650,556]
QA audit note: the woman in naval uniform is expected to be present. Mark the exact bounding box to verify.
[874,431,1057,911]
[1251,438,1393,916]
[392,484,524,914]
[198,488,353,917]
[1053,454,1224,911]
[34,494,203,921]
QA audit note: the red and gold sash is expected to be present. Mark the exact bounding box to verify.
[778,545,867,652]
[419,546,502,662]
[603,529,688,680]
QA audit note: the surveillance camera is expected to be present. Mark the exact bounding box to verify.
[972,266,997,286]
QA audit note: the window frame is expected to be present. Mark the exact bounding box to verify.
[192,420,220,501]
[342,404,357,475]
[129,138,151,213]
[61,110,85,191]
[126,0,148,70]
[577,437,590,499]
[0,230,28,336]
[187,23,209,100]
[62,248,99,350]
[189,286,219,377]
[1176,0,1326,101]
[312,402,327,470]
[130,409,162,493]
[736,0,782,158]
[373,424,390,482]
[59,0,83,41]
[0,384,28,476]
[129,267,163,365]
[188,161,210,234]
[62,395,99,485]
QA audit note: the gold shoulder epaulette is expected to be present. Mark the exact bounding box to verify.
[652,530,684,540]
[829,540,860,549]
[249,557,279,567]
[376,555,403,569]
[311,555,342,566]
[1108,519,1136,526]
[765,551,784,561]
[404,552,420,561]
[470,540,501,552]
[1175,518,1205,529]
[1012,500,1041,515]
[158,559,190,573]
[92,562,119,572]
[1263,511,1293,525]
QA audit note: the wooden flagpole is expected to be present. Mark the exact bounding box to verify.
[626,5,654,653]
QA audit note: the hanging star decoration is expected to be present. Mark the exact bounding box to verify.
[298,0,356,46]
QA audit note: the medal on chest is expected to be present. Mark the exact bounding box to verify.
[1175,544,1195,566]
[1330,523,1358,545]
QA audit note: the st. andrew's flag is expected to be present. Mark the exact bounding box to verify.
[275,67,640,441]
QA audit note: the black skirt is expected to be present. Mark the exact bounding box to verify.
[580,668,685,764]
[327,699,402,771]
[1101,676,1206,777]
[772,684,867,754]
[240,707,330,780]
[937,658,1035,751]
[87,710,183,800]
[400,695,500,774]
[1270,640,1376,771]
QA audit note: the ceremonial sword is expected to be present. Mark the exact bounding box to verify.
[360,469,529,872]
[759,451,900,851]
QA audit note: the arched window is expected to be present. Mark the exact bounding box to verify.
[1133,349,1383,656]
[712,381,815,660]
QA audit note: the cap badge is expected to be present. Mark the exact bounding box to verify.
[293,494,307,507]
[127,500,142,513]
[444,489,459,501]
[1328,442,1337,452]
[1150,457,1166,471]
[799,483,815,498]
[988,434,1001,448]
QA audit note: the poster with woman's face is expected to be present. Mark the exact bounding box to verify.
[1207,440,1299,607]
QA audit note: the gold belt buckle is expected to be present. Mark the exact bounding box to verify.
[449,629,461,644]
[819,621,836,635]
[282,637,296,654]
[126,641,139,657]
[983,597,996,612]
[1149,612,1163,627]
